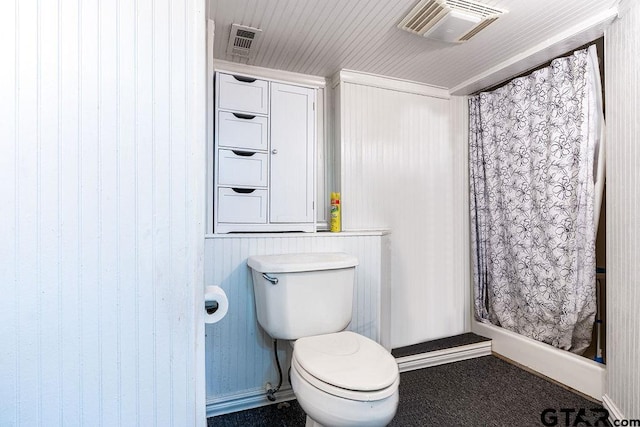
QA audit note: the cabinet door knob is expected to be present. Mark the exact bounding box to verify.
[271,149,278,155]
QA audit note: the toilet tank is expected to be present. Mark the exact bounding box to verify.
[247,253,359,340]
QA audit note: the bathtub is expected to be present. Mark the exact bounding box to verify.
[472,320,605,400]
[470,117,607,401]
[467,80,607,401]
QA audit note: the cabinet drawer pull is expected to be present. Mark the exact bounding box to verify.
[232,112,256,120]
[232,150,256,157]
[232,188,256,194]
[232,75,257,83]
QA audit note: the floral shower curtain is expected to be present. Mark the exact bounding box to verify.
[469,47,602,353]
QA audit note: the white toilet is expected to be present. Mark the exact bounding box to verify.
[247,253,399,427]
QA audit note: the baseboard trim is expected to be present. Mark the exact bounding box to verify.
[206,386,296,418]
[602,394,624,423]
[396,341,492,373]
[208,342,493,416]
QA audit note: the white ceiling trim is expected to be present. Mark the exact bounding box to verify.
[617,0,633,17]
[213,59,327,88]
[332,69,450,100]
[450,6,618,95]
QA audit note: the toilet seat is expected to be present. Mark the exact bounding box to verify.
[292,331,399,402]
[292,355,400,402]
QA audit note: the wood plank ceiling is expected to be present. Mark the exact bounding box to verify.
[209,0,616,88]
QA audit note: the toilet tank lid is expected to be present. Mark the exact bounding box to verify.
[247,252,358,273]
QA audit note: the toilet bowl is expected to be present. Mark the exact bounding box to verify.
[290,331,399,427]
[247,253,400,426]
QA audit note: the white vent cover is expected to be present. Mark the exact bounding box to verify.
[398,0,506,43]
[226,24,262,59]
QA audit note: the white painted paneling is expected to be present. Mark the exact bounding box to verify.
[604,2,640,418]
[208,0,616,88]
[316,87,329,227]
[204,232,390,414]
[451,8,616,95]
[0,1,206,425]
[337,76,466,348]
[450,96,472,331]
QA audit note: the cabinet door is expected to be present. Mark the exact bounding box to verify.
[270,83,315,223]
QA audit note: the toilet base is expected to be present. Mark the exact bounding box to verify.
[291,358,399,427]
[305,415,322,427]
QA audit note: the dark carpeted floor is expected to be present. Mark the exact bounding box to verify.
[392,356,608,427]
[208,400,305,427]
[208,356,609,427]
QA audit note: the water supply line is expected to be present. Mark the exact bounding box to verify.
[266,339,283,401]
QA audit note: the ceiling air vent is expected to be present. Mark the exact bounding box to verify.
[398,0,506,43]
[226,24,262,59]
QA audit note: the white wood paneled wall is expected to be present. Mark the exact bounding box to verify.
[336,77,466,348]
[604,1,640,418]
[450,96,472,331]
[204,232,390,414]
[0,1,206,425]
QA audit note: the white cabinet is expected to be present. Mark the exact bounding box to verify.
[213,72,316,233]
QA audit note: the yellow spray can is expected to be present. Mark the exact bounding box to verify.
[330,192,341,232]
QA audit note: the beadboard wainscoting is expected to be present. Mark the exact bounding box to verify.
[1,0,207,425]
[604,0,640,419]
[204,232,391,416]
[334,72,468,349]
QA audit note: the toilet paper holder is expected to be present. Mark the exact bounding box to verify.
[204,285,228,324]
[205,300,219,315]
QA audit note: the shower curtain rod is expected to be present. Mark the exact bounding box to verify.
[472,38,603,95]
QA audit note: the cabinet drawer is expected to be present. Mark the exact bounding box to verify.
[217,187,267,224]
[217,73,269,115]
[218,149,268,187]
[218,111,268,151]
